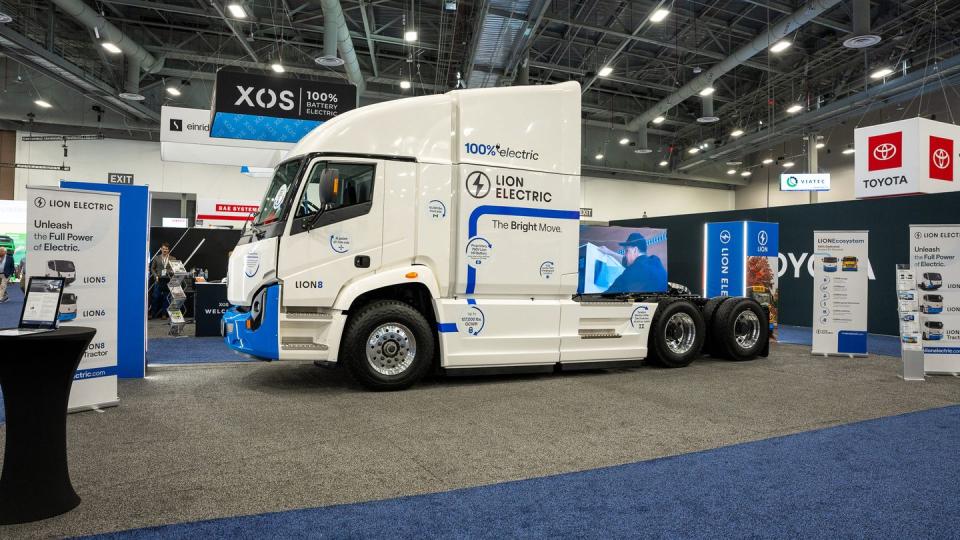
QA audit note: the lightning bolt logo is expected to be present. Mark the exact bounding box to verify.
[466,171,491,198]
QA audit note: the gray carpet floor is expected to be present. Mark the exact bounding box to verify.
[2,343,958,538]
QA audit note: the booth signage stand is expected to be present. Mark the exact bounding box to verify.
[896,264,925,380]
[811,231,869,357]
[909,224,960,374]
[166,260,189,336]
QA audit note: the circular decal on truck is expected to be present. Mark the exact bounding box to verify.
[630,305,651,329]
[427,200,447,219]
[330,233,352,253]
[460,306,485,336]
[539,261,555,279]
[466,237,492,267]
[244,252,261,277]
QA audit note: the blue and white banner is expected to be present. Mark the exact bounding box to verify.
[811,230,869,356]
[910,224,960,374]
[704,221,779,297]
[27,186,120,410]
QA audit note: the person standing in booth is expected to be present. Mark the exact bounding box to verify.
[0,247,13,303]
[149,242,175,319]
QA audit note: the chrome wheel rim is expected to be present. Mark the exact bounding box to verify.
[734,310,761,350]
[366,323,417,376]
[664,312,697,355]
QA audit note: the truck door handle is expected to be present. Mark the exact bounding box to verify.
[354,255,370,268]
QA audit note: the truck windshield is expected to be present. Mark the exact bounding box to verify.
[252,158,305,226]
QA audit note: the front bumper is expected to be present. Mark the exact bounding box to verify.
[222,284,280,360]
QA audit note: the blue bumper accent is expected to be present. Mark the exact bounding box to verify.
[222,284,280,360]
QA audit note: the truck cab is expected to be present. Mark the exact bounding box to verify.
[223,82,768,389]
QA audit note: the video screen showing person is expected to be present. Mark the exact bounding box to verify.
[578,226,668,294]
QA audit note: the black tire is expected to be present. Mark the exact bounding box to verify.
[701,296,733,356]
[341,300,435,390]
[647,299,706,368]
[711,297,769,361]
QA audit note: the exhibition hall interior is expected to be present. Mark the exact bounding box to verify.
[1,0,960,537]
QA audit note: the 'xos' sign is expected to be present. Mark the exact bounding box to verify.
[212,70,356,123]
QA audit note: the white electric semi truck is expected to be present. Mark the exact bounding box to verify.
[222,81,768,390]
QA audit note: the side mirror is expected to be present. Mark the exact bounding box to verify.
[319,168,340,203]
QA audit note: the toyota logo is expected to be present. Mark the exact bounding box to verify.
[33,197,46,208]
[719,230,731,244]
[758,230,768,246]
[932,148,951,169]
[873,142,897,161]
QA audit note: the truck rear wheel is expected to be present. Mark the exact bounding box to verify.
[711,298,768,361]
[342,300,435,390]
[648,299,705,368]
[701,296,732,356]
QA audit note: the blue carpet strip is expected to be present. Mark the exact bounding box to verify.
[778,324,902,357]
[147,337,254,365]
[84,405,960,539]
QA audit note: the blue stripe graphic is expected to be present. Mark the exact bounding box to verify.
[437,323,458,333]
[465,206,580,294]
[74,365,118,381]
[466,298,476,305]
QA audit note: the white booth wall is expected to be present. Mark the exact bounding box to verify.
[13,133,269,202]
[581,176,734,221]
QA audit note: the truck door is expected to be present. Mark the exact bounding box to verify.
[277,158,383,307]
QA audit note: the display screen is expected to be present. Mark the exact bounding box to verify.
[21,277,65,328]
[578,226,668,294]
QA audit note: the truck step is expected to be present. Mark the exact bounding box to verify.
[282,311,333,321]
[578,329,622,339]
[281,338,329,351]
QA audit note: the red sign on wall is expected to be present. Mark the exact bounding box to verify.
[929,136,954,181]
[868,132,903,171]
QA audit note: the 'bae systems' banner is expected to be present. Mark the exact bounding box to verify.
[210,70,357,143]
[27,186,119,410]
[910,224,960,374]
[811,231,869,356]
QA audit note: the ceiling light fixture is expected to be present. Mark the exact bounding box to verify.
[770,40,792,53]
[727,169,737,175]
[786,104,803,114]
[741,171,752,177]
[816,142,825,149]
[659,160,668,167]
[0,11,13,24]
[227,3,247,18]
[598,66,613,77]
[594,153,604,160]
[782,161,795,168]
[271,62,285,73]
[649,8,670,22]
[870,67,894,79]
[34,99,52,108]
[730,129,744,137]
[699,86,715,96]
[399,80,412,89]
[688,147,700,155]
[842,147,855,155]
[619,137,629,145]
[762,158,774,165]
[404,30,418,42]
[652,115,665,124]
[101,42,122,54]
[166,86,181,97]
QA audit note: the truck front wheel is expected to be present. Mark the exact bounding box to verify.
[342,300,435,390]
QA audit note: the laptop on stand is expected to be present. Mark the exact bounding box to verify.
[0,276,66,336]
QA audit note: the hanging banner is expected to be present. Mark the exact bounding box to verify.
[910,224,960,374]
[27,186,119,409]
[195,198,261,227]
[160,106,292,167]
[210,70,357,143]
[811,231,869,356]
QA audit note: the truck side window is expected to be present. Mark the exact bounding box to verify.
[296,163,376,218]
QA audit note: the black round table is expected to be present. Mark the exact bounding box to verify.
[0,326,96,525]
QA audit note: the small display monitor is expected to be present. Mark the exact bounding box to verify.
[19,277,66,329]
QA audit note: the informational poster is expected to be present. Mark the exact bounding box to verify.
[27,186,120,410]
[811,231,869,356]
[910,224,960,374]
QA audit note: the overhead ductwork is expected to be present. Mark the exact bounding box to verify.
[697,95,719,123]
[317,0,366,94]
[315,11,344,67]
[843,0,881,49]
[634,125,651,154]
[50,0,162,74]
[120,57,145,101]
[626,0,842,132]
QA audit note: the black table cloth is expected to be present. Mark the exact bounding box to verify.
[0,326,96,524]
